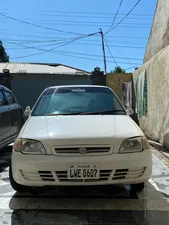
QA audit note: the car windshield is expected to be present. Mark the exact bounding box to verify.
[32,86,126,116]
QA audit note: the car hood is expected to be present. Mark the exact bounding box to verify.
[21,115,143,146]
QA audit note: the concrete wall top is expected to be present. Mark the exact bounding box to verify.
[0,63,91,76]
[144,0,169,62]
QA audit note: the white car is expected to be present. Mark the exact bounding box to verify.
[10,85,152,192]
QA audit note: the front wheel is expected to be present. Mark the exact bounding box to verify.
[130,183,145,192]
[9,163,29,192]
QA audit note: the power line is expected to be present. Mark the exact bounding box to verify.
[2,37,146,45]
[32,21,151,26]
[106,0,123,34]
[0,10,154,20]
[107,35,148,39]
[3,39,71,44]
[5,39,142,64]
[0,12,85,36]
[104,37,118,67]
[4,39,146,45]
[5,31,100,58]
[4,47,143,61]
[3,39,72,50]
[124,66,137,71]
[56,53,141,65]
[10,51,141,66]
[5,47,144,60]
[106,0,141,34]
[125,45,169,71]
[105,37,133,65]
[1,18,152,26]
[41,10,153,17]
[0,22,151,29]
[54,51,142,61]
[4,41,143,61]
[0,19,151,28]
[2,21,151,28]
[0,30,149,39]
[104,37,139,70]
[1,36,148,45]
[17,15,153,20]
[4,40,146,49]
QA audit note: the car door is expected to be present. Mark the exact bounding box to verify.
[3,90,23,138]
[0,90,12,149]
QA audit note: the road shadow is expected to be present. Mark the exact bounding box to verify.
[0,145,12,173]
[10,209,154,225]
[8,181,169,224]
[8,185,139,224]
[9,184,137,200]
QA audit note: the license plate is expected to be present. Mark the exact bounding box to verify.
[68,164,100,180]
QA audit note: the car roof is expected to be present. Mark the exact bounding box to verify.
[0,85,11,92]
[46,85,110,89]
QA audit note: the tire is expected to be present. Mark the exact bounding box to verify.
[9,163,29,192]
[130,183,145,192]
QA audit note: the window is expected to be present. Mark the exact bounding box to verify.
[32,86,125,116]
[0,91,6,106]
[3,91,16,105]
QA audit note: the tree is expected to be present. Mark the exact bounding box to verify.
[0,41,9,62]
[111,66,125,74]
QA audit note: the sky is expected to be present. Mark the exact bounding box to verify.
[1,0,157,72]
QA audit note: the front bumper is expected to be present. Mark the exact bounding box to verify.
[12,150,152,187]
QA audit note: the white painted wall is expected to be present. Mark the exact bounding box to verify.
[133,46,169,149]
[144,0,169,62]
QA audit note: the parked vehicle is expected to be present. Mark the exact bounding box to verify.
[10,85,152,192]
[0,85,23,150]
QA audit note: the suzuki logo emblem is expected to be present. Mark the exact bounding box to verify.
[79,147,87,155]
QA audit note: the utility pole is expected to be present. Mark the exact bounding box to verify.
[100,28,107,75]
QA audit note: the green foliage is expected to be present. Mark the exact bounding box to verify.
[111,66,126,74]
[0,41,9,62]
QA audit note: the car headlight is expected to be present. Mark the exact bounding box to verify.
[119,136,150,153]
[13,139,46,155]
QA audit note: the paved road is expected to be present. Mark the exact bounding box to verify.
[0,146,169,225]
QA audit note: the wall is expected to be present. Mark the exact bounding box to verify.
[133,45,169,149]
[106,73,133,105]
[0,73,11,89]
[106,73,140,126]
[11,74,92,109]
[91,71,106,86]
[144,0,169,62]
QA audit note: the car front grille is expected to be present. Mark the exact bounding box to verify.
[112,167,146,180]
[20,170,55,182]
[39,171,55,181]
[54,146,111,155]
[20,167,146,183]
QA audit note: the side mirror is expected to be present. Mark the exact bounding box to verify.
[124,105,134,115]
[24,106,31,117]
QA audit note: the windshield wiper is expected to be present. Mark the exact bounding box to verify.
[44,112,83,116]
[80,109,125,115]
[42,109,125,116]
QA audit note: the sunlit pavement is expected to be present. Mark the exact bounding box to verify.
[0,145,169,225]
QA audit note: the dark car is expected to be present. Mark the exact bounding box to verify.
[0,85,23,150]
